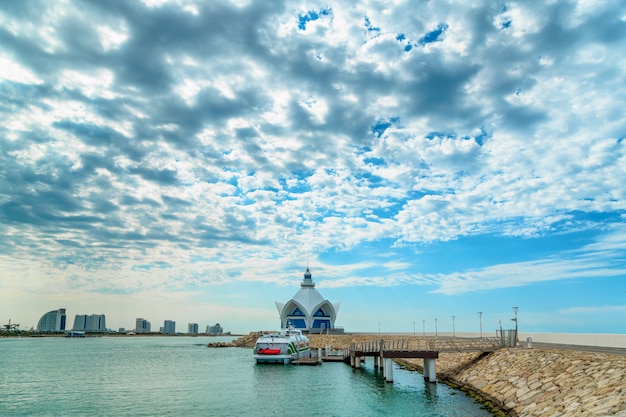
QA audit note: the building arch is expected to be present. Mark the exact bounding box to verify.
[275,267,340,333]
[282,300,308,329]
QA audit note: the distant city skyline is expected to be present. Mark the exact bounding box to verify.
[1,1,625,335]
[12,308,226,335]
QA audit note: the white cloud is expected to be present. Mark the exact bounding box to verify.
[96,23,129,52]
[431,229,626,295]
[1,0,626,332]
[0,55,43,85]
[559,305,626,315]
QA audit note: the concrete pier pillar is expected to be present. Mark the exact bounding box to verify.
[384,358,393,382]
[423,357,430,380]
[355,356,361,369]
[384,359,388,380]
[374,355,379,369]
[425,358,437,383]
[350,354,355,367]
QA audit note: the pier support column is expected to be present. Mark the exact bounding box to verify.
[424,358,437,383]
[350,354,355,367]
[383,359,388,379]
[384,358,393,382]
[374,355,379,369]
[355,356,361,369]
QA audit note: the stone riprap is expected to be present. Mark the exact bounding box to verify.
[398,348,626,417]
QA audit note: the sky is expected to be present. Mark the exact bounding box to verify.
[1,0,626,335]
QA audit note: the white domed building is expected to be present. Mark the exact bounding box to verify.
[275,267,341,334]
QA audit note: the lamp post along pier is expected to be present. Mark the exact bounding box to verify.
[452,315,456,338]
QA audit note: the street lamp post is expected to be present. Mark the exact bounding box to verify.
[452,315,456,338]
[478,312,483,339]
[435,318,438,337]
[512,306,519,345]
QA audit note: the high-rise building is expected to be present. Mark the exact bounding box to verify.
[36,308,67,332]
[72,314,106,332]
[135,318,151,333]
[163,320,175,334]
[206,323,223,334]
[188,323,198,335]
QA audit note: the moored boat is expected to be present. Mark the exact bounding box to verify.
[254,326,310,364]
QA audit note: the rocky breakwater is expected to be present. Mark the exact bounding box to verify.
[401,348,625,417]
[207,332,261,347]
[217,332,397,349]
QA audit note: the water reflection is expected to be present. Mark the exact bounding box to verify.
[422,381,439,405]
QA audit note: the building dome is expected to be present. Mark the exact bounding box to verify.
[275,267,340,333]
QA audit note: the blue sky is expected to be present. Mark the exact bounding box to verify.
[1,0,625,335]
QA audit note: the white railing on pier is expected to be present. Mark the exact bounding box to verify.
[349,336,503,354]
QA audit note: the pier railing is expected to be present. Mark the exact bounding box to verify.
[349,336,503,355]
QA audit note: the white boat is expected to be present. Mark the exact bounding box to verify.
[254,326,311,364]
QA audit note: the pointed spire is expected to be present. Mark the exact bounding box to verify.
[302,265,314,287]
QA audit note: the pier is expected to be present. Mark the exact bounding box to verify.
[291,348,324,365]
[329,336,503,383]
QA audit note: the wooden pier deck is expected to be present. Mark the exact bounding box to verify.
[321,355,348,362]
[291,357,322,365]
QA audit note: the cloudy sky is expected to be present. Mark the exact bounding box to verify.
[1,0,625,335]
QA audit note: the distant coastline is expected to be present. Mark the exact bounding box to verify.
[0,332,240,338]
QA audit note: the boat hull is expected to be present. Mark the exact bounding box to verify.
[254,327,310,365]
[254,354,294,365]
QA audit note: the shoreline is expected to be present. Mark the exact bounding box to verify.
[244,333,626,417]
[0,332,240,338]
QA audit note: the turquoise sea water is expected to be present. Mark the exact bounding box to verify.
[0,336,493,416]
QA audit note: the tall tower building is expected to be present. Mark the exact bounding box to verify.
[72,314,106,332]
[206,323,223,334]
[135,318,151,333]
[163,320,176,334]
[36,308,67,332]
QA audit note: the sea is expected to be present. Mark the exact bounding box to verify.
[0,336,494,417]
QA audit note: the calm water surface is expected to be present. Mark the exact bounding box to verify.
[0,336,493,416]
